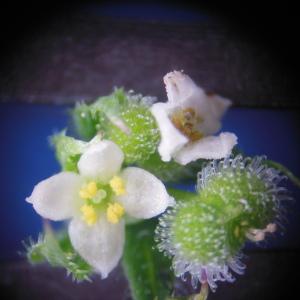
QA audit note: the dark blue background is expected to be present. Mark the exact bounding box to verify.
[0,103,299,260]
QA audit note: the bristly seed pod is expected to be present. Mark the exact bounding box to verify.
[155,155,290,291]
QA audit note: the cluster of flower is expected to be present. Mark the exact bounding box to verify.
[26,71,290,298]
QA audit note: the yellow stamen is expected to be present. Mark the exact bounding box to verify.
[109,176,126,196]
[171,107,204,142]
[80,204,98,226]
[87,181,98,196]
[112,202,125,216]
[106,203,125,224]
[79,181,98,200]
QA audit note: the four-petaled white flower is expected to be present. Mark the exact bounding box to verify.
[27,139,174,278]
[151,70,238,165]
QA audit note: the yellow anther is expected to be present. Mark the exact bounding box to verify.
[79,181,98,200]
[112,202,125,216]
[109,176,126,196]
[80,204,98,226]
[106,203,125,224]
[87,181,98,196]
[79,189,90,200]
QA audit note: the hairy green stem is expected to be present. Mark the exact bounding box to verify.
[191,282,209,300]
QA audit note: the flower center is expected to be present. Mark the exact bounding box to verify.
[79,177,126,226]
[170,107,204,142]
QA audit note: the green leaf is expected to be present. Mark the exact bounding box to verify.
[122,219,174,300]
[139,152,205,183]
[167,188,198,202]
[50,131,87,172]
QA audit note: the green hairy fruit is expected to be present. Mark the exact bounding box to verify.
[72,89,160,164]
[156,155,288,291]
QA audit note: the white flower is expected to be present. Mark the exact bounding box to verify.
[151,71,238,165]
[26,139,173,278]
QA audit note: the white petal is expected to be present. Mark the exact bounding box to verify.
[163,71,209,115]
[116,167,173,219]
[77,140,124,183]
[207,93,232,120]
[87,134,102,146]
[174,132,238,165]
[26,172,82,221]
[197,94,232,135]
[151,102,188,162]
[69,216,124,278]
[164,70,199,105]
[163,71,232,136]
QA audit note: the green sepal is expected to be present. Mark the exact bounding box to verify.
[25,235,45,264]
[24,225,93,282]
[50,131,87,172]
[71,88,128,141]
[122,219,174,300]
[90,88,129,117]
[72,103,99,140]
